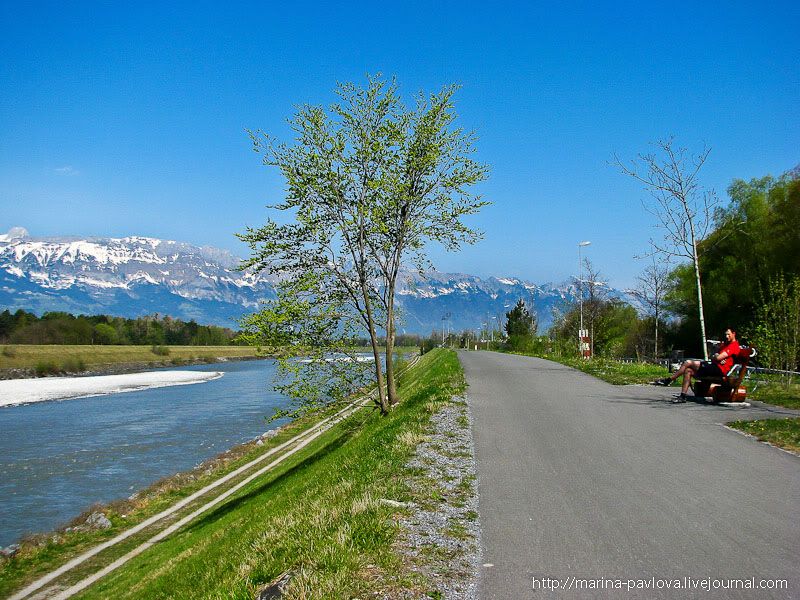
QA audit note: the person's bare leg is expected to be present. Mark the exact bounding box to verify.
[681,368,695,394]
[671,360,700,383]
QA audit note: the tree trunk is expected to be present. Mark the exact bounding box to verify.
[362,287,388,414]
[692,239,709,360]
[385,291,399,406]
[654,308,659,361]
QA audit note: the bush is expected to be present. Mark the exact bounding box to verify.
[393,355,409,373]
[420,338,438,355]
[1,346,17,358]
[61,357,86,373]
[34,360,60,376]
[151,345,170,356]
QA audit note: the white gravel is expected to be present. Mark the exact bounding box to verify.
[0,370,223,407]
[401,397,481,599]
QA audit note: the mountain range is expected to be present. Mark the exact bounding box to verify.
[0,227,614,335]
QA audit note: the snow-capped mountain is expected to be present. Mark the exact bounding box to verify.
[0,228,277,327]
[0,227,588,333]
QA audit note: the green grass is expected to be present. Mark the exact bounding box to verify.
[0,409,329,597]
[514,352,668,385]
[748,381,800,410]
[0,349,465,599]
[728,418,800,454]
[728,381,800,454]
[0,345,264,374]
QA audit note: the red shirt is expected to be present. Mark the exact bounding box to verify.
[716,339,741,370]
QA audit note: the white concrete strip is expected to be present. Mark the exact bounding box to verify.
[9,355,419,600]
[0,371,223,407]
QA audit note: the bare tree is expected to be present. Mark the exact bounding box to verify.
[578,258,608,357]
[614,138,717,359]
[629,254,670,360]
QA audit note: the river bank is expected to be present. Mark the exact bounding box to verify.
[0,350,478,599]
[0,359,290,549]
[0,370,224,407]
[0,344,270,380]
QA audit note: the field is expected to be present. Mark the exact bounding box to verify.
[0,344,264,376]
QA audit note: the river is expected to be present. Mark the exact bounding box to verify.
[0,359,292,547]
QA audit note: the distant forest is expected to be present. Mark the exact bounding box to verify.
[0,309,242,346]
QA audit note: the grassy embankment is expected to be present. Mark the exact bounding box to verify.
[0,344,265,377]
[513,350,800,453]
[0,349,468,599]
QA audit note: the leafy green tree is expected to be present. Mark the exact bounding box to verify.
[747,274,800,384]
[665,168,800,353]
[240,78,396,414]
[0,310,15,342]
[240,76,488,415]
[94,323,119,345]
[366,82,488,404]
[504,299,536,351]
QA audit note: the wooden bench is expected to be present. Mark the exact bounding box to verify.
[691,346,756,402]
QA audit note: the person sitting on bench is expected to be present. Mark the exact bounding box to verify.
[654,327,741,402]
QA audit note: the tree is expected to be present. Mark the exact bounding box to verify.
[504,299,537,352]
[239,76,488,415]
[505,299,536,337]
[578,258,608,357]
[94,323,119,345]
[615,138,718,359]
[747,274,800,385]
[240,78,394,414]
[549,297,640,359]
[629,254,670,359]
[365,83,488,404]
[660,167,799,354]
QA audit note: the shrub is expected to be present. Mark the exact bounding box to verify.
[35,360,60,376]
[61,357,86,373]
[393,355,408,373]
[151,345,170,356]
[1,346,17,358]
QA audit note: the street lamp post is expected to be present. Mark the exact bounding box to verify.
[578,241,591,358]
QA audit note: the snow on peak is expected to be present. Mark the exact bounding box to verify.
[0,227,29,243]
[2,239,168,267]
[120,236,164,247]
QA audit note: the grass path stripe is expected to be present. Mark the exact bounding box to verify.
[10,356,418,600]
[50,401,362,599]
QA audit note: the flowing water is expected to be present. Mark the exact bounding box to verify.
[0,359,292,546]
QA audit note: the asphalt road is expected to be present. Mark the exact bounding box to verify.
[459,351,800,599]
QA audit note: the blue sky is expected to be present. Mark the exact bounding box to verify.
[1,1,798,288]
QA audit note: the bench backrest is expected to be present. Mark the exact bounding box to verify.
[728,346,755,388]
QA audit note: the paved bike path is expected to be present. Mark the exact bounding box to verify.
[459,351,799,599]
